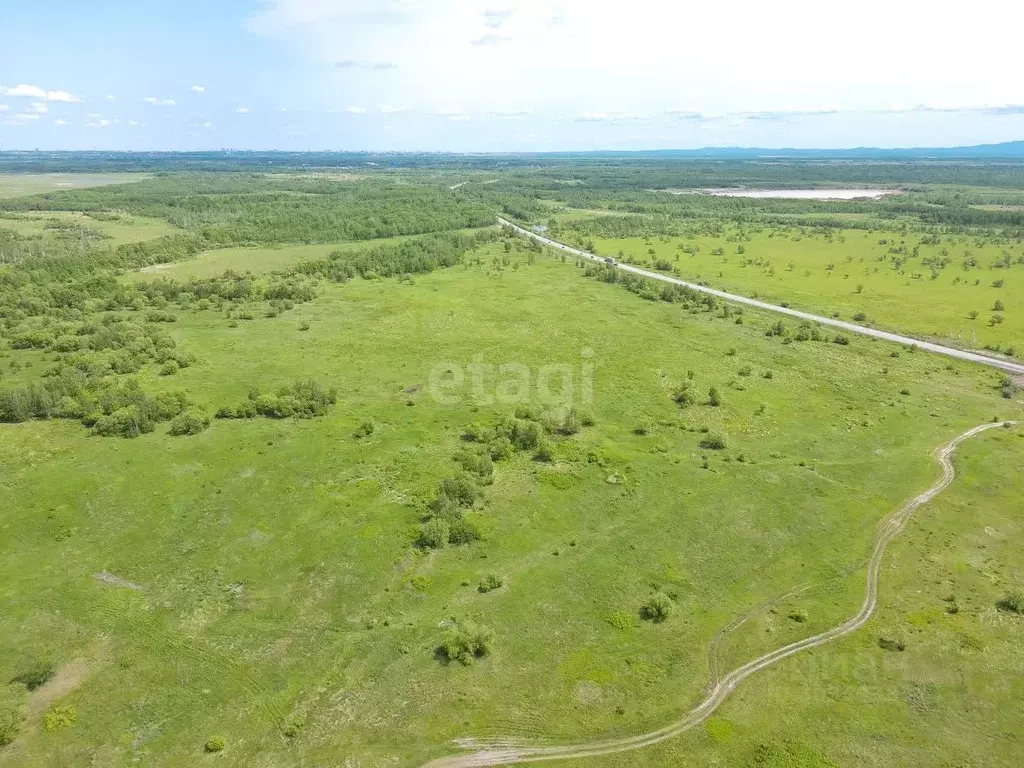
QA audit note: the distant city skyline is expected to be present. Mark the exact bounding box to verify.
[2,0,1023,151]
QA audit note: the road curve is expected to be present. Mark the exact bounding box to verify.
[498,217,1024,376]
[422,420,1017,767]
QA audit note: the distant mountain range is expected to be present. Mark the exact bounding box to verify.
[566,141,1024,160]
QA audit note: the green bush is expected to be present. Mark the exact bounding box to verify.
[216,379,337,420]
[707,387,722,407]
[699,433,727,450]
[534,439,555,462]
[997,589,1024,614]
[641,592,674,622]
[439,620,494,664]
[43,704,75,732]
[204,735,226,753]
[478,574,503,593]
[353,419,375,438]
[417,519,449,550]
[168,408,210,436]
[92,405,154,438]
[446,517,482,545]
[672,382,695,406]
[159,359,179,376]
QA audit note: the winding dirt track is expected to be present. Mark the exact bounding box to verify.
[423,420,1016,767]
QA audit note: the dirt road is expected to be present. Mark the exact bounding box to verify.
[423,421,1016,767]
[498,217,1024,376]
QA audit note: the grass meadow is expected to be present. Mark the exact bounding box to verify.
[1,244,1021,766]
[0,174,150,199]
[583,229,1023,353]
[0,211,177,246]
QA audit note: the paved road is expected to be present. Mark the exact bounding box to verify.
[423,420,1017,767]
[498,217,1024,376]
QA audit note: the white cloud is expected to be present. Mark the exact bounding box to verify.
[28,102,48,114]
[128,120,144,127]
[490,108,531,119]
[335,59,396,70]
[13,114,41,121]
[105,94,116,101]
[1,84,81,102]
[54,118,69,126]
[191,85,206,93]
[0,104,9,112]
[378,104,409,113]
[236,106,249,113]
[345,106,367,114]
[86,119,111,128]
[576,112,609,122]
[143,97,176,106]
[246,0,1024,123]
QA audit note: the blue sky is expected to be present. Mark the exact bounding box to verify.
[2,0,1023,152]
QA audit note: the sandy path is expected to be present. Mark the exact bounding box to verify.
[423,421,1016,767]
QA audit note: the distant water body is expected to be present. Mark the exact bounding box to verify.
[703,188,899,200]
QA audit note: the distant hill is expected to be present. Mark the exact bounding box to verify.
[571,141,1024,160]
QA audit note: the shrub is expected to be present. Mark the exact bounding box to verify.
[43,704,76,732]
[534,439,554,462]
[353,419,375,438]
[699,433,727,450]
[434,474,481,511]
[878,636,906,652]
[168,408,210,436]
[0,704,20,747]
[578,410,596,427]
[10,661,55,691]
[997,589,1024,614]
[446,517,482,545]
[92,405,154,438]
[454,449,494,483]
[558,408,581,435]
[439,620,493,664]
[159,359,179,376]
[417,519,449,549]
[605,611,637,630]
[204,736,226,753]
[478,574,503,593]
[707,387,721,407]
[993,299,1005,312]
[218,379,337,420]
[788,609,808,623]
[833,334,850,345]
[672,383,694,406]
[641,592,674,622]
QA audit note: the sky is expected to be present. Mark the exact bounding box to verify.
[2,0,1023,152]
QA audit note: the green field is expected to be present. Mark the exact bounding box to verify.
[127,229,494,281]
[0,211,177,246]
[2,244,1021,766]
[1,162,1023,767]
[0,174,150,199]
[577,229,1022,353]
